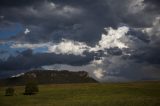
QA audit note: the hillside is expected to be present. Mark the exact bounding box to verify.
[0,70,97,86]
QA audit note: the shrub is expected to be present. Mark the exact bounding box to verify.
[24,81,39,95]
[5,87,14,96]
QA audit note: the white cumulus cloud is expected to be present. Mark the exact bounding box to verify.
[93,68,105,79]
[48,39,89,56]
[11,43,49,49]
[24,28,30,35]
[11,26,131,56]
[90,26,129,52]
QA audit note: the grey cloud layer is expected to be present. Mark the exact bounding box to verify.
[0,0,160,81]
[0,0,157,44]
[0,49,96,71]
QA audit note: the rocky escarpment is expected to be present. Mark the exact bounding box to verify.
[0,70,97,86]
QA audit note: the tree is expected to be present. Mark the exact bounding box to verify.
[5,87,14,96]
[24,81,39,95]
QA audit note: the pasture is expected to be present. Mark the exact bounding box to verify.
[0,82,160,106]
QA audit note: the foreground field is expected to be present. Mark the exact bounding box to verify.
[0,82,160,106]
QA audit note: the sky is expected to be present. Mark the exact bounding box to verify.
[0,0,160,82]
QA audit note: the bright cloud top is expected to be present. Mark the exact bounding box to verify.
[10,26,130,56]
[91,26,129,52]
[24,28,30,35]
[48,39,89,56]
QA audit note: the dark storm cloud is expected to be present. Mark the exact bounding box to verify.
[143,0,160,14]
[0,0,44,7]
[127,29,150,43]
[107,48,122,56]
[0,49,95,71]
[0,0,101,44]
[0,0,156,45]
[130,46,160,64]
[144,0,160,7]
[0,0,160,81]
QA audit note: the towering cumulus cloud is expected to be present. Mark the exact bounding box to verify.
[0,0,160,81]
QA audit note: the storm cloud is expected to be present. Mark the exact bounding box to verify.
[0,0,160,81]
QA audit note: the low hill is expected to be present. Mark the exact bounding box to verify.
[0,70,97,86]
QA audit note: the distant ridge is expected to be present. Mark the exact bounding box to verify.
[0,70,98,86]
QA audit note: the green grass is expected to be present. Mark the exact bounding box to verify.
[0,81,160,106]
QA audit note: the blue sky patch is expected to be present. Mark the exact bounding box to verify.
[0,23,23,39]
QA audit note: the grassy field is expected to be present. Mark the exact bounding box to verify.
[0,81,160,106]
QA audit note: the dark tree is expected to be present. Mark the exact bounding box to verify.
[5,87,14,96]
[24,81,39,95]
